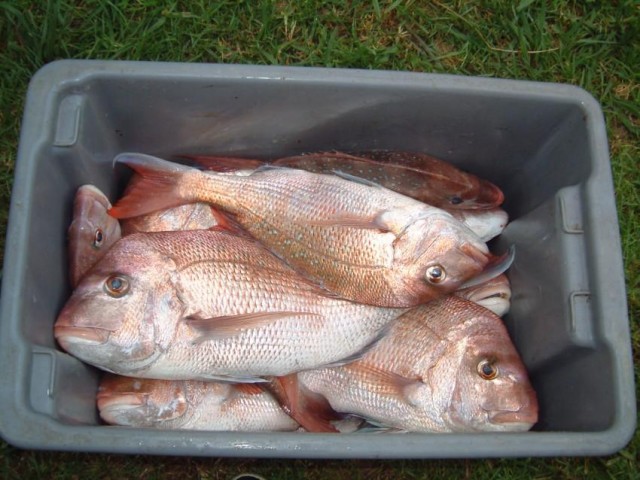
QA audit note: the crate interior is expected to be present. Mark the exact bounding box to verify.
[23,73,612,433]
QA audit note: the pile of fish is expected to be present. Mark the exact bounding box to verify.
[54,150,538,433]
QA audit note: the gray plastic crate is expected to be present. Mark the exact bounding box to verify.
[0,60,635,458]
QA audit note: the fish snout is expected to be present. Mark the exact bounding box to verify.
[486,383,539,429]
[54,325,111,347]
[453,241,491,283]
[490,406,538,427]
[54,302,112,347]
[475,179,505,208]
[460,241,491,267]
[97,392,146,412]
[98,392,149,426]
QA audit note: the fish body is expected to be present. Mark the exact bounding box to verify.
[122,203,218,235]
[68,185,122,288]
[298,296,537,432]
[109,153,491,307]
[98,374,363,432]
[55,229,405,380]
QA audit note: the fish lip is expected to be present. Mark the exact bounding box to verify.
[459,245,515,289]
[489,408,538,426]
[97,393,145,412]
[54,326,111,346]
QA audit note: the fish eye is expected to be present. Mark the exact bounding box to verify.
[477,359,499,380]
[450,196,463,205]
[93,228,104,249]
[425,264,446,284]
[104,274,130,297]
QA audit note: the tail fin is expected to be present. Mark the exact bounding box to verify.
[109,153,192,219]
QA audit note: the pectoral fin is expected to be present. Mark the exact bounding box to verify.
[319,323,393,368]
[330,170,383,188]
[186,311,320,343]
[306,210,398,233]
[343,362,426,407]
[198,373,268,383]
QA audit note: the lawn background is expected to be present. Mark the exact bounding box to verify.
[0,1,638,478]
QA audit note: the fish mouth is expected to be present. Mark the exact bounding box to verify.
[98,393,148,425]
[54,325,111,346]
[459,245,515,289]
[490,408,538,427]
[97,393,145,412]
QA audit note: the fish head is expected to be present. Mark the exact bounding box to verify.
[435,319,538,432]
[55,235,183,374]
[68,185,122,288]
[393,214,490,304]
[97,375,190,427]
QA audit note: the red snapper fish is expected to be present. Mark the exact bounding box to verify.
[97,375,300,431]
[109,153,492,307]
[294,296,537,433]
[186,150,504,210]
[97,374,363,432]
[54,229,406,381]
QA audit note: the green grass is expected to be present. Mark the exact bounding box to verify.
[1,0,638,478]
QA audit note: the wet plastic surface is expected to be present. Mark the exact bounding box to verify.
[0,60,634,458]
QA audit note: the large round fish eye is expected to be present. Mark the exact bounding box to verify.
[93,228,104,249]
[477,359,499,380]
[104,274,130,298]
[425,264,446,284]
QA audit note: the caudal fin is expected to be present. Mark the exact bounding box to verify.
[109,153,192,219]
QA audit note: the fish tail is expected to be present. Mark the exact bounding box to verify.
[108,153,192,219]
